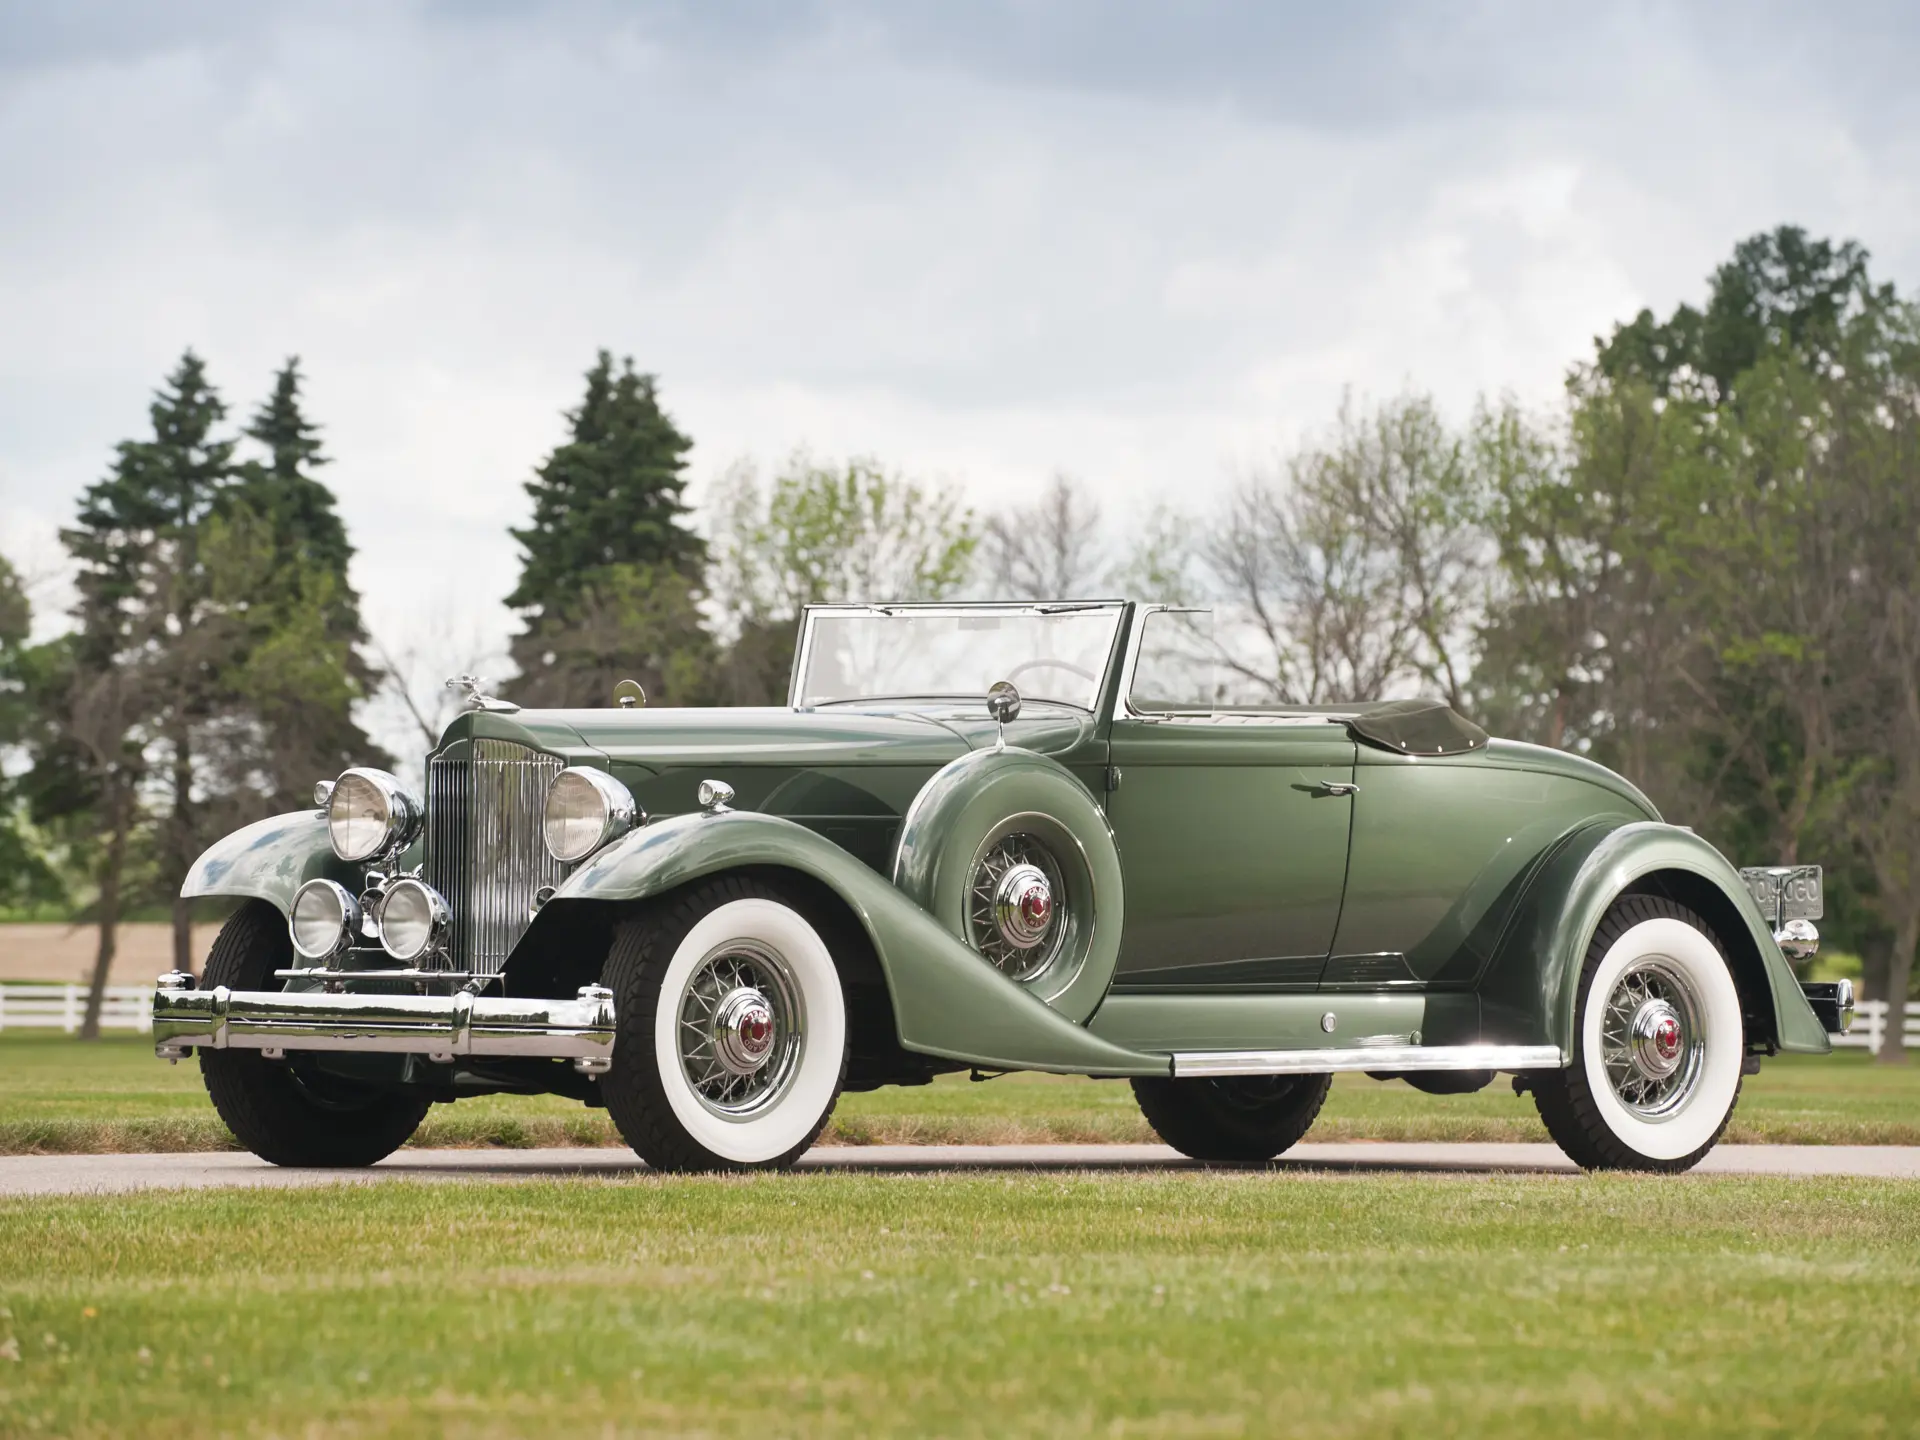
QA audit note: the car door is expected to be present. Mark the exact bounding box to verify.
[1105,717,1357,990]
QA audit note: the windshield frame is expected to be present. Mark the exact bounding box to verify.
[788,601,1130,713]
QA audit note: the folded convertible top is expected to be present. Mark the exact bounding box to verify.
[1343,698,1489,756]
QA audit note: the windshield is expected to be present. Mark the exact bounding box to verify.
[792,605,1125,711]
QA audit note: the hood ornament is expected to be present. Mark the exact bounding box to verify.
[614,678,647,709]
[445,675,520,714]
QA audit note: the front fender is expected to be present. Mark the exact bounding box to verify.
[180,811,361,913]
[1480,820,1829,1055]
[554,811,1165,1076]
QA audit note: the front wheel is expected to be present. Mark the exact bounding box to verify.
[599,877,848,1172]
[1531,895,1745,1172]
[1131,1073,1332,1162]
[199,902,431,1168]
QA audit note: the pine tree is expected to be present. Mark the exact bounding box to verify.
[228,358,385,791]
[61,349,237,984]
[506,352,712,705]
[238,357,356,602]
[0,558,65,916]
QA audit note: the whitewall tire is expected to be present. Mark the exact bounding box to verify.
[600,878,847,1171]
[1533,895,1745,1172]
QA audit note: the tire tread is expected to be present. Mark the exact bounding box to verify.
[199,903,430,1168]
[1131,1073,1332,1163]
[599,875,847,1172]
[1530,894,1744,1173]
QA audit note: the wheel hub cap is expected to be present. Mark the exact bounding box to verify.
[1600,959,1705,1121]
[993,864,1054,950]
[677,942,805,1119]
[969,833,1068,984]
[1630,1001,1686,1080]
[712,987,777,1075]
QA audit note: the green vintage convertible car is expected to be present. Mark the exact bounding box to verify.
[156,601,1851,1173]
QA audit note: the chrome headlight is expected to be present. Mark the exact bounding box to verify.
[542,767,638,863]
[327,768,422,863]
[290,879,360,962]
[375,878,450,962]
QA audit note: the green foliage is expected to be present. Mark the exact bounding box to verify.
[507,352,702,614]
[1595,225,1901,399]
[20,351,380,952]
[715,454,977,618]
[233,358,362,640]
[709,455,978,703]
[511,562,716,708]
[1483,228,1920,1010]
[0,559,66,914]
[506,352,708,706]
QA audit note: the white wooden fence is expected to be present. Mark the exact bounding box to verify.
[1832,1000,1920,1056]
[0,984,1914,1051]
[0,984,155,1033]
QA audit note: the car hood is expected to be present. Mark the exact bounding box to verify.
[441,706,968,772]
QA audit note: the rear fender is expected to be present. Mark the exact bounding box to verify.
[552,811,1166,1076]
[1479,820,1829,1055]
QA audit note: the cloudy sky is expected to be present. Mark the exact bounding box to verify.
[4,1,1918,710]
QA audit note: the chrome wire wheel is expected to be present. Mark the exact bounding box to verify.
[967,832,1066,982]
[1598,957,1705,1121]
[676,940,805,1120]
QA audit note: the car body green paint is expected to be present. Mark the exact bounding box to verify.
[1476,819,1830,1055]
[890,746,1125,1024]
[182,600,1831,1088]
[555,808,1164,1075]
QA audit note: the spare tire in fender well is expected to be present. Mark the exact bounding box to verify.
[891,746,1124,1025]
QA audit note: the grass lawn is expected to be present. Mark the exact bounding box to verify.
[1,1172,1916,1437]
[2,1032,1917,1154]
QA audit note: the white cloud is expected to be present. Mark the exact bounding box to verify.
[1,1,1917,758]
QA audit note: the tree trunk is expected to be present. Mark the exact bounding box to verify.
[1876,910,1918,1067]
[1859,933,1891,1005]
[78,777,132,1042]
[171,733,195,977]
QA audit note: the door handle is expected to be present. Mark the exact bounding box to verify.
[1317,781,1359,797]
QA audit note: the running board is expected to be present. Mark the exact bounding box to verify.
[1173,1044,1564,1078]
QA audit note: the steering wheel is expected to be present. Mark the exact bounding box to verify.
[1004,658,1099,688]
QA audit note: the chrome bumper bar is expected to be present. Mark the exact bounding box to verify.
[152,973,616,1074]
[1801,978,1855,1036]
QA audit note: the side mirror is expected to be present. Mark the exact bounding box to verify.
[987,680,1021,750]
[614,679,647,709]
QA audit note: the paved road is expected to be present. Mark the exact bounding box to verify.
[3,1142,1917,1196]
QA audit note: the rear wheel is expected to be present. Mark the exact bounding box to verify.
[1131,1073,1332,1162]
[599,877,848,1172]
[199,903,430,1168]
[1531,895,1745,1172]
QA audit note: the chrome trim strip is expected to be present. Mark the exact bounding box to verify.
[1172,1044,1564,1077]
[153,982,616,1065]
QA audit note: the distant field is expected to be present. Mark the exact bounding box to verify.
[2,1171,1916,1437]
[3,1032,1916,1154]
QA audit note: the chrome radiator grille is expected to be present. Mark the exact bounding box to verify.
[425,738,567,976]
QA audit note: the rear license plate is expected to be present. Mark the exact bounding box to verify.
[1739,865,1823,923]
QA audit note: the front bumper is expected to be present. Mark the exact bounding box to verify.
[152,973,616,1074]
